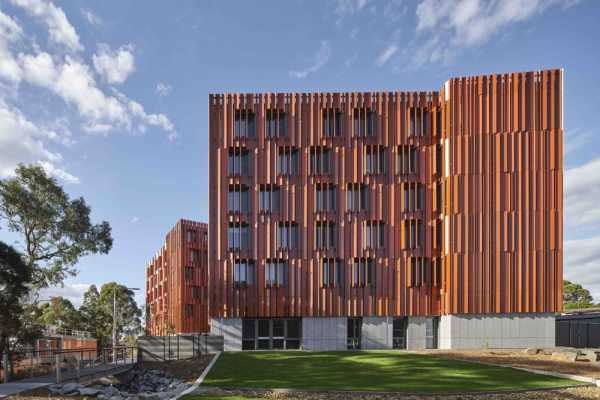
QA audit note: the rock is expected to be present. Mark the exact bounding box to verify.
[78,388,102,396]
[523,347,540,355]
[552,350,579,362]
[60,383,84,395]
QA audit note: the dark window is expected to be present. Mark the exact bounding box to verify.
[234,110,256,138]
[347,183,369,212]
[436,109,442,137]
[192,286,202,300]
[186,230,197,242]
[436,143,442,175]
[352,258,374,287]
[265,109,286,138]
[315,221,336,250]
[265,260,287,286]
[228,223,251,250]
[322,258,344,288]
[397,145,418,175]
[184,266,193,281]
[403,183,425,212]
[277,147,299,175]
[347,317,362,349]
[409,257,431,287]
[426,317,439,349]
[365,146,386,175]
[228,147,251,175]
[323,108,343,137]
[365,221,385,249]
[310,146,332,175]
[234,259,255,286]
[409,108,429,137]
[393,317,408,349]
[277,222,299,250]
[404,220,424,249]
[315,184,337,212]
[353,108,375,137]
[190,249,200,263]
[228,184,250,213]
[259,185,280,213]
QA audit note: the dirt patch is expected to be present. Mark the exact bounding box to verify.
[421,349,600,379]
[134,356,213,383]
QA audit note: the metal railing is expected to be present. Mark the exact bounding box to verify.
[43,327,93,338]
[1,346,137,384]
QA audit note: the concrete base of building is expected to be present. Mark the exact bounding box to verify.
[438,313,555,349]
[210,317,242,351]
[210,313,555,351]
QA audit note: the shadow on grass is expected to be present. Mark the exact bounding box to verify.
[202,351,583,393]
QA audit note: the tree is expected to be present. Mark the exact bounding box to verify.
[0,164,113,289]
[37,297,82,331]
[79,283,142,348]
[564,280,595,309]
[79,285,111,347]
[0,241,42,368]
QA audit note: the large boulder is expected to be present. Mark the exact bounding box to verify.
[78,388,102,396]
[551,351,579,362]
[59,383,84,395]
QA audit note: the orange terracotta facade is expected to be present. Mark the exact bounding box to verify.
[145,219,209,334]
[207,68,563,321]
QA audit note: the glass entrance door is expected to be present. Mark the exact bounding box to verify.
[393,317,408,349]
[347,317,362,349]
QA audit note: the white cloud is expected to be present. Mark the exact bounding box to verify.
[411,0,576,66]
[0,101,77,183]
[0,10,23,83]
[564,128,592,156]
[82,9,102,27]
[333,0,371,23]
[39,283,91,307]
[9,0,83,52]
[376,45,398,66]
[565,236,600,302]
[565,157,600,228]
[290,41,332,79]
[131,216,140,223]
[92,44,135,84]
[155,82,172,97]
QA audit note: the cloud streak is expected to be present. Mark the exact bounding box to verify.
[290,41,332,79]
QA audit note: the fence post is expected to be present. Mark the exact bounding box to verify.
[55,354,61,384]
[3,353,9,383]
[76,357,81,382]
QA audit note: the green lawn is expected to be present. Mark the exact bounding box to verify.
[202,351,582,393]
[182,397,260,400]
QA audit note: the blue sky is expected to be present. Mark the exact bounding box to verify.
[0,0,599,309]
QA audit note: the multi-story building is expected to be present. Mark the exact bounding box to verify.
[208,69,563,351]
[145,219,208,335]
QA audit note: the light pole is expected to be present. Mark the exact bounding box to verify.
[112,287,139,364]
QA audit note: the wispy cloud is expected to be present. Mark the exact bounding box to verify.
[410,0,579,66]
[290,41,332,79]
[565,157,600,229]
[82,9,102,27]
[131,216,140,223]
[39,283,91,307]
[565,236,600,302]
[156,82,172,97]
[332,0,371,24]
[376,44,398,66]
[564,128,593,156]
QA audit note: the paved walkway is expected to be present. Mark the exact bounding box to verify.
[0,363,135,398]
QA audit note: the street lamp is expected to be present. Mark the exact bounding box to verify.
[112,287,139,364]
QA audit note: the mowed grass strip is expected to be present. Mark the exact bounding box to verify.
[203,351,583,393]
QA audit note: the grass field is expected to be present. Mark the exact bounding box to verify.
[202,351,582,393]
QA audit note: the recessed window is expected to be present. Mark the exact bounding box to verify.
[347,183,369,212]
[277,222,299,250]
[265,260,287,286]
[310,146,332,175]
[409,108,430,137]
[184,266,193,281]
[315,221,336,250]
[352,258,374,288]
[365,221,385,249]
[404,220,424,249]
[234,110,256,138]
[234,259,255,286]
[190,249,200,263]
[403,183,425,212]
[321,258,344,288]
[228,184,250,213]
[353,108,376,137]
[228,223,251,250]
[315,184,337,212]
[259,185,280,213]
[265,109,287,138]
[365,145,387,175]
[228,147,251,176]
[192,286,202,300]
[184,304,193,317]
[408,257,432,288]
[397,145,418,175]
[323,108,343,137]
[186,230,197,242]
[277,147,299,175]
